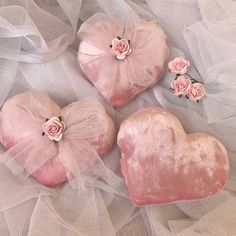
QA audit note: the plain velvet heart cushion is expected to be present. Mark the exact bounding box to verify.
[117,107,229,206]
[0,91,116,187]
[77,13,169,107]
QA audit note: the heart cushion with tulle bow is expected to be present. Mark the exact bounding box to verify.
[77,13,169,107]
[0,91,116,187]
[117,107,229,206]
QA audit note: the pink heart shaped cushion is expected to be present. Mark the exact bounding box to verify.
[77,13,169,107]
[0,92,116,187]
[117,107,229,206]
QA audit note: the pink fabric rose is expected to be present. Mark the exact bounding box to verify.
[188,83,205,102]
[42,117,65,141]
[168,57,190,74]
[171,76,192,96]
[111,37,132,60]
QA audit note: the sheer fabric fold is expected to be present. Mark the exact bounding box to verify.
[0,0,236,235]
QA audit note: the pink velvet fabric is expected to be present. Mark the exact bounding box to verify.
[0,92,116,187]
[77,13,169,107]
[117,107,229,206]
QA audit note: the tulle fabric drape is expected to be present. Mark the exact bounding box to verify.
[0,54,136,236]
[0,0,236,235]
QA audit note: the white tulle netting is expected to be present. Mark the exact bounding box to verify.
[0,0,236,235]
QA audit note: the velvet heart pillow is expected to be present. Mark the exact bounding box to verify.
[117,107,229,206]
[0,92,116,187]
[77,13,169,107]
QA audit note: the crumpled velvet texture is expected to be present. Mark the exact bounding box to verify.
[77,13,169,107]
[0,91,116,187]
[117,107,229,206]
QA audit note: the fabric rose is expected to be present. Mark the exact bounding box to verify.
[168,57,190,74]
[188,83,205,102]
[171,76,192,96]
[111,37,132,60]
[42,117,65,141]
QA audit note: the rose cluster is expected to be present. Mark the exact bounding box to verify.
[168,57,205,102]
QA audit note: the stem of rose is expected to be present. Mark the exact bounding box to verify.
[185,73,201,83]
[185,73,196,81]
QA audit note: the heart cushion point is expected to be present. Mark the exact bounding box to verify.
[77,13,169,107]
[0,91,116,187]
[117,107,229,206]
